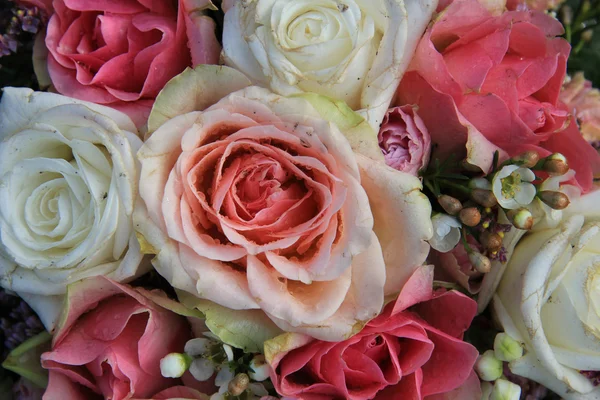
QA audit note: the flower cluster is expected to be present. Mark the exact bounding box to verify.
[0,0,46,57]
[1,0,600,399]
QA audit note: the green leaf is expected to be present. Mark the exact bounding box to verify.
[177,291,283,354]
[291,93,384,162]
[2,331,52,388]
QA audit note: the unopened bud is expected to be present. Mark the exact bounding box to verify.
[228,373,250,396]
[538,191,570,210]
[249,355,270,382]
[475,350,503,381]
[507,208,533,230]
[582,29,594,42]
[543,153,569,176]
[438,195,463,215]
[459,207,482,227]
[160,353,192,378]
[469,177,492,190]
[480,231,503,252]
[471,189,498,208]
[469,251,492,273]
[512,151,540,168]
[490,379,521,400]
[561,5,573,25]
[494,333,524,362]
[481,381,494,400]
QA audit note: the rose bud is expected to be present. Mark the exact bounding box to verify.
[543,153,569,176]
[538,191,570,210]
[471,189,498,208]
[494,333,523,362]
[459,207,482,227]
[480,231,503,252]
[378,106,432,176]
[228,373,250,396]
[512,151,540,168]
[468,251,492,273]
[438,195,463,215]
[506,209,534,230]
[475,350,503,381]
[491,379,522,400]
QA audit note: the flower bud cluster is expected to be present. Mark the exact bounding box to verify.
[424,151,573,279]
[0,1,46,58]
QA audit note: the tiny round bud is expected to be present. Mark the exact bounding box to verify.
[491,379,522,400]
[538,191,570,210]
[494,333,524,362]
[475,350,503,381]
[471,189,498,208]
[507,208,533,230]
[160,353,192,379]
[513,150,540,168]
[469,251,492,273]
[438,195,463,215]
[480,231,503,252]
[469,177,492,190]
[459,207,481,227]
[228,373,250,396]
[249,355,270,382]
[582,29,594,42]
[543,153,569,176]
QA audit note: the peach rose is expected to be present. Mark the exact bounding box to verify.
[135,66,433,341]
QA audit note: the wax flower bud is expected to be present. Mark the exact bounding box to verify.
[493,333,523,362]
[506,208,534,230]
[490,379,521,400]
[475,350,503,381]
[469,251,492,273]
[228,373,250,396]
[438,195,463,215]
[459,207,482,227]
[249,355,270,382]
[160,353,192,378]
[538,191,570,210]
[512,151,540,168]
[471,189,498,208]
[543,153,569,176]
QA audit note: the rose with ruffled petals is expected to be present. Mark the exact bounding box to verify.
[0,88,144,331]
[135,66,433,341]
[378,105,431,175]
[41,276,201,400]
[398,0,600,192]
[265,265,481,400]
[561,72,600,146]
[42,0,220,126]
[221,0,437,129]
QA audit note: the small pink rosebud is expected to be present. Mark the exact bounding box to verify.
[379,105,431,176]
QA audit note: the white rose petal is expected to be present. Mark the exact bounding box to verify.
[0,88,145,332]
[222,0,437,129]
[493,189,600,399]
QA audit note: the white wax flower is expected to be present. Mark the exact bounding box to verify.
[492,165,537,210]
[429,213,462,253]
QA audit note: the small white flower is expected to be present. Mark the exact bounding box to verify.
[475,350,503,382]
[492,165,536,210]
[249,355,270,382]
[190,357,216,382]
[429,214,462,253]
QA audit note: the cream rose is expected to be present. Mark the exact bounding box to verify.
[221,0,437,129]
[493,189,600,399]
[0,88,145,331]
[135,65,433,341]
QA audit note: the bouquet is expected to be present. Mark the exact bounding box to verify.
[0,0,599,399]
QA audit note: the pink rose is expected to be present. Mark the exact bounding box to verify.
[430,237,484,294]
[44,0,220,126]
[41,276,195,400]
[398,0,600,192]
[560,72,600,145]
[378,105,431,176]
[266,265,480,400]
[135,76,433,341]
[506,0,565,11]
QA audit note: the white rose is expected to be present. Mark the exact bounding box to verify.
[221,0,437,129]
[0,88,145,330]
[493,189,600,399]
